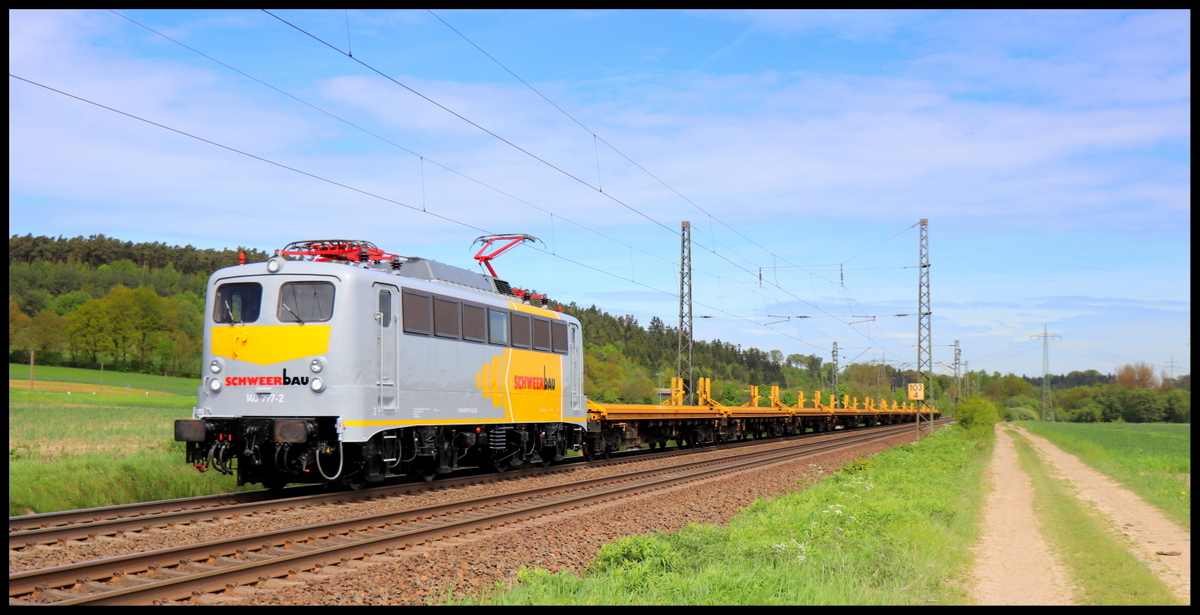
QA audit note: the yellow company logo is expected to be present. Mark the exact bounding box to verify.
[211,325,331,366]
[476,349,563,423]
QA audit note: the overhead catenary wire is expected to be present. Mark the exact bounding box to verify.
[101,10,850,350]
[262,9,679,237]
[10,71,828,353]
[107,8,852,351]
[326,9,918,352]
[33,12,931,364]
[105,10,678,270]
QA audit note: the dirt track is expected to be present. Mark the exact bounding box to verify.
[968,424,1190,605]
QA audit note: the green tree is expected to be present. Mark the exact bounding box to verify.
[48,289,92,316]
[983,374,1038,403]
[1090,385,1129,423]
[9,301,32,353]
[1162,389,1190,423]
[1067,398,1103,422]
[66,299,112,367]
[127,287,164,371]
[26,310,68,356]
[102,286,139,367]
[1122,388,1165,423]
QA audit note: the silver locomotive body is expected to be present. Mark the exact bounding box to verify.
[176,250,585,488]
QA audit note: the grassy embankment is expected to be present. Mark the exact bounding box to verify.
[1016,421,1190,530]
[8,364,252,516]
[1007,427,1180,605]
[468,424,993,605]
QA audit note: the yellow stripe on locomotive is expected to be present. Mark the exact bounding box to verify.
[210,325,331,366]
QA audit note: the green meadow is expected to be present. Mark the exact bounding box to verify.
[10,363,200,396]
[8,367,250,516]
[468,425,992,605]
[1016,421,1190,529]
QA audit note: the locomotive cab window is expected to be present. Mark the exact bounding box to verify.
[278,281,335,322]
[488,309,509,345]
[551,321,568,353]
[214,282,262,323]
[378,289,392,327]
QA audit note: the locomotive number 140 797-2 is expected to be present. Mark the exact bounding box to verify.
[247,393,284,403]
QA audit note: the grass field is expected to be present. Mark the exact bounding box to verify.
[9,363,200,397]
[469,425,992,605]
[8,369,247,516]
[1016,422,1190,529]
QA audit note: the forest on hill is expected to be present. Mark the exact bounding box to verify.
[9,234,1187,423]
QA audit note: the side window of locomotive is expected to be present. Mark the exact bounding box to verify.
[214,283,262,323]
[434,297,460,339]
[278,281,335,323]
[488,309,509,345]
[551,321,568,354]
[462,303,486,343]
[378,289,392,327]
[532,318,551,352]
[402,290,432,335]
[510,313,532,349]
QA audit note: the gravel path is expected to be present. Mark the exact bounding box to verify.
[968,424,1190,605]
[968,426,1076,604]
[1017,425,1190,604]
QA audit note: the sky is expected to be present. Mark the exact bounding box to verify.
[9,9,1191,382]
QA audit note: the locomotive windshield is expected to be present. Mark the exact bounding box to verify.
[278,281,335,323]
[213,283,262,323]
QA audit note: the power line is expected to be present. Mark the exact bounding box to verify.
[10,71,825,353]
[262,9,678,236]
[112,7,844,350]
[106,10,679,271]
[414,10,919,355]
[35,12,926,361]
[263,9,874,347]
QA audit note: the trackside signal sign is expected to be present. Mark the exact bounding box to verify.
[907,383,925,401]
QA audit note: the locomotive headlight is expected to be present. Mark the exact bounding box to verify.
[208,377,223,393]
[267,258,282,273]
[209,359,223,374]
[310,358,324,373]
[310,377,325,392]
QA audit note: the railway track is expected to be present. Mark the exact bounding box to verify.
[10,422,938,605]
[9,421,908,551]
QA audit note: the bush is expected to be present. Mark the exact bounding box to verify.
[1005,406,1039,422]
[954,397,999,436]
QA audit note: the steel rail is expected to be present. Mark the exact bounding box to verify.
[10,421,911,549]
[11,423,933,605]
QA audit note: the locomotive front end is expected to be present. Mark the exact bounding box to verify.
[176,256,350,489]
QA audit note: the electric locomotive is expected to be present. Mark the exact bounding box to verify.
[175,239,586,489]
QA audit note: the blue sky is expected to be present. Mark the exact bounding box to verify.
[9,9,1191,381]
